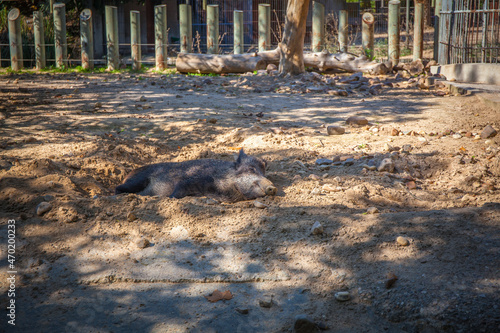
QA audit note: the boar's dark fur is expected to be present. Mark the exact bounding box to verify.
[115,149,277,202]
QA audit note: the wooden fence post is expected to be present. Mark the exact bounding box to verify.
[388,0,401,66]
[34,10,46,70]
[234,10,244,54]
[339,10,348,52]
[312,1,325,52]
[413,0,424,60]
[8,8,23,70]
[258,4,270,52]
[80,9,93,70]
[207,4,219,54]
[105,6,119,70]
[362,12,375,60]
[155,5,168,70]
[179,4,192,53]
[131,11,141,70]
[53,3,67,68]
[433,0,442,61]
[405,0,410,49]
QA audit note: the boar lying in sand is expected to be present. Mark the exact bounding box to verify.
[115,149,277,202]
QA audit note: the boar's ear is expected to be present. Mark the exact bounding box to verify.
[235,149,247,165]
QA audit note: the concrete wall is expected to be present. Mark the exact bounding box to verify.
[431,64,500,86]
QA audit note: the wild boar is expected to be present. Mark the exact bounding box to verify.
[115,149,277,202]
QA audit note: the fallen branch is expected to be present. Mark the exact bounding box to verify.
[303,51,392,75]
[176,49,391,75]
[176,49,280,74]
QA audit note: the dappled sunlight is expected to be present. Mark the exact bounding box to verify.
[1,71,499,331]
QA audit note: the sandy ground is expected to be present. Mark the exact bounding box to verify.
[0,69,499,332]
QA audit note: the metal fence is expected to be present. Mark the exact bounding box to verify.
[186,0,418,53]
[187,0,288,53]
[439,0,500,64]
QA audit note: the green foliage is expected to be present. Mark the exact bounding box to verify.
[401,47,412,57]
[152,67,176,75]
[187,72,220,77]
[364,48,374,60]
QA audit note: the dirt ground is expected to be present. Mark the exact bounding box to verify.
[0,69,499,332]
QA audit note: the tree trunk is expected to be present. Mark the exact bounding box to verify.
[279,0,311,75]
[303,51,392,75]
[176,50,280,74]
[176,49,390,75]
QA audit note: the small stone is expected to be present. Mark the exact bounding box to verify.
[346,116,368,126]
[310,188,321,195]
[327,125,346,135]
[309,174,320,181]
[480,125,497,139]
[391,128,399,136]
[36,202,52,216]
[136,238,150,249]
[401,144,412,153]
[396,236,410,246]
[236,308,249,315]
[94,102,102,108]
[327,89,348,96]
[343,158,354,166]
[259,299,273,308]
[292,160,306,169]
[24,137,37,143]
[294,314,319,333]
[306,86,325,93]
[311,221,324,235]
[367,207,379,214]
[127,212,137,221]
[266,64,278,73]
[407,181,417,190]
[334,291,351,302]
[339,155,353,162]
[208,118,217,124]
[452,133,462,139]
[378,158,395,173]
[315,158,333,165]
[362,164,377,171]
[369,84,383,95]
[106,211,113,216]
[405,59,425,76]
[138,96,147,102]
[322,184,340,192]
[254,201,268,209]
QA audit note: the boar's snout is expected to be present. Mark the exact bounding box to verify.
[265,185,277,196]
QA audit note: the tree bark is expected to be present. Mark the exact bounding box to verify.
[176,50,280,74]
[279,0,311,75]
[176,49,391,75]
[303,51,392,75]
